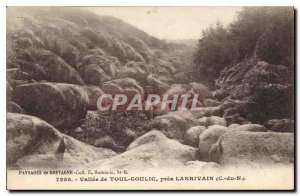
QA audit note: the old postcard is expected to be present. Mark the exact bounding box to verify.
[6,6,295,190]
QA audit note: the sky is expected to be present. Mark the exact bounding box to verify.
[88,7,242,40]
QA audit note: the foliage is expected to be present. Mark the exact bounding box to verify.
[194,7,294,87]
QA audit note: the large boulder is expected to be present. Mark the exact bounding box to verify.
[29,48,84,85]
[196,116,226,127]
[7,102,25,114]
[78,52,120,85]
[79,53,118,78]
[184,126,206,147]
[198,125,227,161]
[154,110,196,141]
[79,64,111,86]
[89,130,198,170]
[229,124,267,132]
[264,119,294,133]
[7,113,116,169]
[83,85,104,110]
[127,130,167,150]
[13,82,89,129]
[211,131,294,166]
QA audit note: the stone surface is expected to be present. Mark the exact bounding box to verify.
[211,130,294,166]
[7,113,116,169]
[90,130,199,170]
[198,125,228,161]
[184,126,206,147]
[13,82,89,129]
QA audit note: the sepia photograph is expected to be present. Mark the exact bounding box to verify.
[5,5,295,190]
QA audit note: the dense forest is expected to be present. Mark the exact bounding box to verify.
[194,7,294,86]
[7,7,294,171]
[194,7,294,124]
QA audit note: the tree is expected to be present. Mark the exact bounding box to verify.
[193,22,234,88]
[193,7,294,88]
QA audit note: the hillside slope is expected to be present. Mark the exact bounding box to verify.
[7,7,188,90]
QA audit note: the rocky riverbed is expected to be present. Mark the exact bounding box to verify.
[6,7,294,173]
